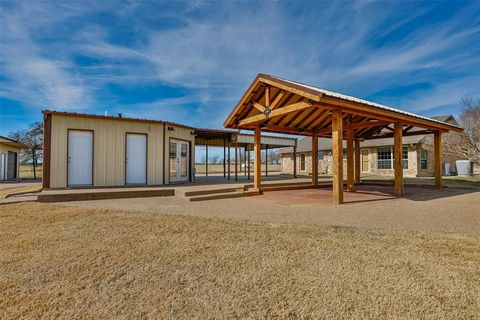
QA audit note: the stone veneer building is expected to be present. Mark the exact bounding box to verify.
[280,116,461,178]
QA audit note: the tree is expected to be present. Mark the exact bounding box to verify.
[9,122,43,179]
[267,149,281,165]
[443,98,480,165]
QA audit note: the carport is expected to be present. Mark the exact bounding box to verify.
[224,74,463,204]
[194,128,296,181]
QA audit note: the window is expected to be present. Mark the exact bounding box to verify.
[420,150,428,169]
[318,150,325,160]
[377,147,392,169]
[290,153,294,161]
[343,148,347,160]
[300,154,306,171]
[402,146,408,169]
[377,146,409,170]
[361,149,369,172]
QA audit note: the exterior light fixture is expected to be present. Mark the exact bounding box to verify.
[263,107,271,117]
[167,126,175,131]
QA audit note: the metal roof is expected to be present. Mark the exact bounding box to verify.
[271,75,463,130]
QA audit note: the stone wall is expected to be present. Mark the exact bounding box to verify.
[282,145,419,177]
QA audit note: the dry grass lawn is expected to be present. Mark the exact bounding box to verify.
[1,202,479,319]
[19,164,42,179]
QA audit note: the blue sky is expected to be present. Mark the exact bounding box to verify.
[1,0,479,139]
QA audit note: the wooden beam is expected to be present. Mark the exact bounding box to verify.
[364,129,434,140]
[312,130,318,187]
[265,85,270,108]
[270,90,285,110]
[347,120,391,130]
[434,131,442,190]
[238,100,313,127]
[254,127,262,190]
[394,122,404,197]
[347,128,355,192]
[320,96,461,132]
[316,119,391,136]
[332,110,344,204]
[259,77,322,102]
[252,102,266,113]
[354,138,361,183]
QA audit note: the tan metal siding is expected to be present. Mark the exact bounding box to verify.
[50,115,168,188]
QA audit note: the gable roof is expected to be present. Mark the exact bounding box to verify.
[0,135,28,149]
[224,74,463,138]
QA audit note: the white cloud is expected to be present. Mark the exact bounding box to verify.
[0,0,479,125]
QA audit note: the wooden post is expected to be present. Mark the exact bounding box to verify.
[254,127,262,190]
[244,146,247,176]
[354,138,361,184]
[265,145,268,177]
[312,130,318,186]
[332,110,344,204]
[206,142,209,177]
[227,140,231,180]
[434,131,442,190]
[293,141,297,178]
[346,127,355,192]
[223,139,226,178]
[247,145,251,180]
[235,138,238,181]
[394,122,404,196]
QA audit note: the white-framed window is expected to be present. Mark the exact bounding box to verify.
[420,150,428,169]
[318,150,325,160]
[402,146,408,169]
[377,146,408,170]
[377,147,392,169]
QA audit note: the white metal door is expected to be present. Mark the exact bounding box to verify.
[126,133,147,185]
[0,153,5,180]
[68,130,93,187]
[169,140,189,182]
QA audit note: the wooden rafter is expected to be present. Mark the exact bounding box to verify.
[238,100,313,127]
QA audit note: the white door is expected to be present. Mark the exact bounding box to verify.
[169,140,189,182]
[0,153,5,180]
[68,130,93,187]
[126,133,147,185]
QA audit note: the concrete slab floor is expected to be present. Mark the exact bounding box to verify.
[57,185,480,235]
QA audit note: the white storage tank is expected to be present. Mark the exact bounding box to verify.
[456,160,473,176]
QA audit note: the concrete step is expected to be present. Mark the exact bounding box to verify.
[180,187,241,197]
[189,190,260,202]
[37,188,175,203]
[243,181,312,191]
[0,195,38,205]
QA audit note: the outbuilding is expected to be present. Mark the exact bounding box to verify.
[0,135,26,181]
[43,111,196,189]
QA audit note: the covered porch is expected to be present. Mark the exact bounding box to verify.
[194,128,296,181]
[224,74,463,204]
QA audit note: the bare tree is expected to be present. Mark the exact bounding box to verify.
[443,98,480,165]
[267,149,281,164]
[9,122,43,179]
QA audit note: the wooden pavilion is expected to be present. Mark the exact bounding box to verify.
[224,74,463,204]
